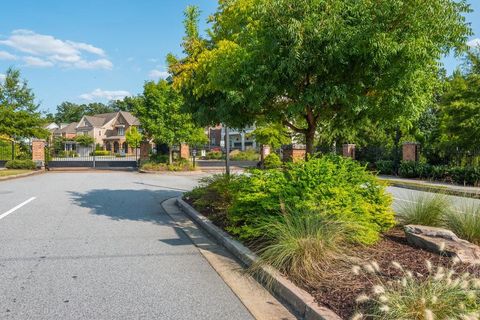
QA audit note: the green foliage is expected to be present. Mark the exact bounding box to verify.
[254,212,355,284]
[54,101,118,123]
[125,126,142,149]
[58,150,78,158]
[149,153,169,163]
[397,194,451,227]
[90,150,110,156]
[398,161,479,186]
[445,203,480,245]
[263,153,282,169]
[134,80,207,163]
[228,155,394,244]
[75,135,94,146]
[140,159,194,172]
[5,159,36,170]
[186,174,240,225]
[229,149,259,161]
[172,0,471,155]
[375,160,395,175]
[205,151,223,160]
[0,68,48,139]
[354,261,480,320]
[250,123,290,150]
[438,51,480,160]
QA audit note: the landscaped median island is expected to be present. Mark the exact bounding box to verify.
[183,155,480,319]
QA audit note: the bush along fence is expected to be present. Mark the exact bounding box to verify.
[339,142,480,187]
[0,138,33,168]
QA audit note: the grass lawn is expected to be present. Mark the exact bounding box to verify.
[0,169,33,177]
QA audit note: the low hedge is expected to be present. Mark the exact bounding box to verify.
[205,151,223,160]
[90,150,110,156]
[5,159,36,170]
[398,161,479,186]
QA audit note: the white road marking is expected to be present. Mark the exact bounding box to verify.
[0,197,36,221]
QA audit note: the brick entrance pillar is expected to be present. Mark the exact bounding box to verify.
[342,144,356,159]
[402,142,420,162]
[180,144,190,159]
[283,145,306,162]
[139,141,151,161]
[32,139,46,168]
[261,145,271,162]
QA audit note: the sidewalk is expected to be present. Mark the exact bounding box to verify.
[379,175,480,199]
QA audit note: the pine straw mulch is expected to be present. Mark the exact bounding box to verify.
[183,196,480,319]
[303,228,480,319]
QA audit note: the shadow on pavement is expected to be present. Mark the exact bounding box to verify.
[68,188,180,224]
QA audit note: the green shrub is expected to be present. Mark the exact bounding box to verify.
[228,155,394,244]
[150,153,169,163]
[205,151,223,160]
[58,150,78,158]
[375,160,394,175]
[90,150,110,156]
[354,261,480,320]
[5,159,36,170]
[186,174,240,224]
[263,153,282,169]
[230,149,260,161]
[397,194,451,227]
[140,159,194,172]
[445,203,480,245]
[449,166,480,186]
[254,212,356,284]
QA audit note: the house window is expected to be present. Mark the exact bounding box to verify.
[98,130,101,136]
[118,127,125,136]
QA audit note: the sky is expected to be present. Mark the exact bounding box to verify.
[0,0,479,115]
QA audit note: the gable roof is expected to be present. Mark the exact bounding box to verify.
[54,122,78,134]
[77,111,139,128]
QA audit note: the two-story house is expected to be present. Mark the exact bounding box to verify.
[75,111,140,154]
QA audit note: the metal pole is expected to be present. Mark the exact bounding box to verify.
[225,126,230,175]
[92,143,96,169]
[11,140,15,160]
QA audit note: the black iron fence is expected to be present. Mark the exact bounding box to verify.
[0,139,32,167]
[46,141,139,168]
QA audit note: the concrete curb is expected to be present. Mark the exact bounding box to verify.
[0,170,44,182]
[176,197,342,320]
[380,179,480,199]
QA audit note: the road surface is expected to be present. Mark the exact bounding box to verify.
[0,172,253,320]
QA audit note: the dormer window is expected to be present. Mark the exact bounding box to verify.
[118,127,125,136]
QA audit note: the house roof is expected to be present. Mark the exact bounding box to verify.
[79,111,139,128]
[54,122,78,134]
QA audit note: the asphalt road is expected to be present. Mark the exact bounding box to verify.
[0,172,253,320]
[1,171,479,320]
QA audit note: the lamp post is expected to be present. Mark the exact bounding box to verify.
[225,126,230,175]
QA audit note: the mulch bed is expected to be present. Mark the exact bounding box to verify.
[184,195,480,319]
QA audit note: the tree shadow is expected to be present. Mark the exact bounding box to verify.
[68,188,180,224]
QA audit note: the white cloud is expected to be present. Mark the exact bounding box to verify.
[148,69,170,80]
[467,38,480,48]
[0,50,16,60]
[79,89,131,101]
[0,73,5,82]
[0,29,112,70]
[24,56,54,67]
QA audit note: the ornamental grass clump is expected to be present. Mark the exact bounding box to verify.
[445,203,480,245]
[253,211,355,284]
[352,260,480,320]
[397,193,451,227]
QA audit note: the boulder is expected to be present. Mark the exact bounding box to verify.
[404,225,480,264]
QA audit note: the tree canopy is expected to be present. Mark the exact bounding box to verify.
[0,68,47,139]
[170,0,472,156]
[133,79,207,162]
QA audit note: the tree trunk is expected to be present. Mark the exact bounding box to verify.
[168,146,173,164]
[305,124,316,159]
[393,126,402,174]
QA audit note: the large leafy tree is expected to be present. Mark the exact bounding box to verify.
[438,50,480,159]
[134,80,207,163]
[0,68,47,138]
[55,102,86,123]
[170,0,471,156]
